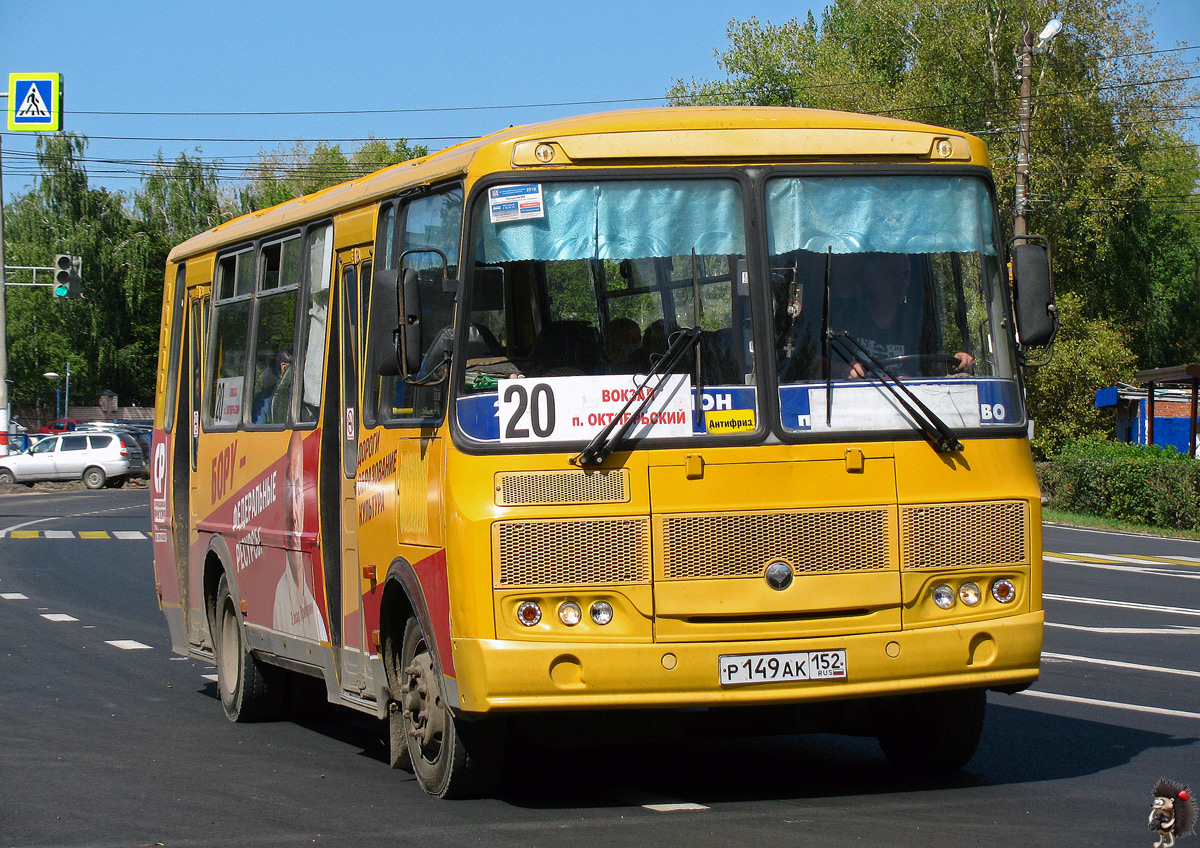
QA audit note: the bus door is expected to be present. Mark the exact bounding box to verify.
[335,248,369,694]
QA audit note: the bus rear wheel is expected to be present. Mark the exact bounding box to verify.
[876,688,986,773]
[214,574,283,722]
[399,617,504,798]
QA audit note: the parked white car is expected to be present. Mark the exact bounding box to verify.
[0,432,146,489]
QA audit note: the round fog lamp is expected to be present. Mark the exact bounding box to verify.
[516,600,542,627]
[558,601,582,626]
[932,584,955,610]
[991,578,1017,604]
[959,582,982,606]
[590,600,614,625]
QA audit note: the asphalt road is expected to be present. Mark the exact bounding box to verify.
[1,490,1197,848]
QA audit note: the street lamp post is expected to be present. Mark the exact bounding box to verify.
[1014,17,1063,239]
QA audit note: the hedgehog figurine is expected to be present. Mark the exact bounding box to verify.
[1150,779,1198,848]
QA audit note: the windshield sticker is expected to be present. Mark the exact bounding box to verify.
[779,379,1019,432]
[705,408,757,434]
[496,374,693,444]
[488,184,545,224]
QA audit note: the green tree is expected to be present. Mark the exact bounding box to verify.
[668,3,1200,367]
[4,133,161,409]
[1024,292,1138,458]
[237,137,428,213]
[134,149,235,244]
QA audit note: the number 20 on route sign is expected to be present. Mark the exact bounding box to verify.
[8,73,63,132]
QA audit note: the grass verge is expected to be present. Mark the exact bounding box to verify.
[1043,508,1200,541]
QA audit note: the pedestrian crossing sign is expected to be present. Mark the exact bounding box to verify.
[8,73,63,131]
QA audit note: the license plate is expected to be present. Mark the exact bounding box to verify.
[718,649,847,686]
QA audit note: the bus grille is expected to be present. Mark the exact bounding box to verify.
[495,470,629,506]
[899,501,1029,569]
[659,508,891,579]
[495,518,651,586]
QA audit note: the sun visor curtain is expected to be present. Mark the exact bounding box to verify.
[766,175,998,256]
[478,180,746,263]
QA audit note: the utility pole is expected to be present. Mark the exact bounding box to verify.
[1014,27,1034,240]
[1014,19,1062,240]
[0,133,10,452]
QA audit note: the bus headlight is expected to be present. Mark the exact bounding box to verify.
[558,601,582,626]
[991,578,1017,604]
[932,584,955,610]
[516,601,542,626]
[959,582,982,606]
[590,601,614,625]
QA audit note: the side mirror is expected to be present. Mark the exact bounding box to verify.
[1009,236,1057,348]
[370,268,401,377]
[401,267,423,375]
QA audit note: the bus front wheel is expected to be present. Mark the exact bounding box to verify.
[876,688,986,773]
[399,617,504,798]
[214,574,283,722]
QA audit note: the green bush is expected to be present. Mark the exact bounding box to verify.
[1037,438,1200,530]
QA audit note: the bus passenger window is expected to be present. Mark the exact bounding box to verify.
[207,250,254,428]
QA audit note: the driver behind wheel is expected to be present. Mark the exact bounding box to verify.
[839,252,973,379]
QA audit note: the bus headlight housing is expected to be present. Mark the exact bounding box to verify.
[991,578,1017,604]
[516,600,542,626]
[558,601,582,626]
[959,582,982,606]
[590,601,614,625]
[932,584,955,610]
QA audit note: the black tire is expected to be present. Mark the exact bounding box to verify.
[0,468,14,485]
[82,466,107,490]
[877,688,986,773]
[399,617,504,798]
[103,477,127,489]
[214,574,283,722]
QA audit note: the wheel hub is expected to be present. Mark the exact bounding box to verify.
[402,650,445,760]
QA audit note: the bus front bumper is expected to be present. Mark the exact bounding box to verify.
[450,611,1043,713]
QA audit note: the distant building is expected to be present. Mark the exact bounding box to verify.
[1096,364,1200,455]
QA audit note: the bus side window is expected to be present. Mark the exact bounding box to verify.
[249,235,301,426]
[296,223,334,425]
[205,249,254,429]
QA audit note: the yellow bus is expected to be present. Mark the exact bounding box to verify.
[151,107,1056,798]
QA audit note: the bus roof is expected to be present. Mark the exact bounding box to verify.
[167,106,986,262]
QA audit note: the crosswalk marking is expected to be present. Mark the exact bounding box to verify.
[0,530,148,539]
[1,592,29,600]
[1020,690,1200,721]
[41,613,78,622]
[105,640,152,650]
[1044,593,1200,618]
[1043,651,1200,678]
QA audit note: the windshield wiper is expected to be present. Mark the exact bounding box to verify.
[828,331,964,454]
[572,326,702,467]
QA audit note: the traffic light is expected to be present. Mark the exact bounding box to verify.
[53,254,83,299]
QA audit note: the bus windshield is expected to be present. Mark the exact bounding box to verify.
[457,177,755,447]
[455,172,1022,448]
[767,174,1022,436]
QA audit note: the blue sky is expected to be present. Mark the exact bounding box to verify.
[1,0,1197,199]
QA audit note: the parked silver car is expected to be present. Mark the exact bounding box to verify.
[0,432,146,489]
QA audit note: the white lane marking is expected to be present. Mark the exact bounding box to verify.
[1,592,29,600]
[1056,551,1200,568]
[1044,593,1200,618]
[43,530,74,539]
[41,613,78,622]
[1019,690,1200,721]
[0,504,143,537]
[644,803,711,812]
[1046,622,1200,635]
[105,640,152,650]
[1042,651,1200,678]
[1045,558,1200,581]
[111,531,147,540]
[1046,523,1200,545]
[201,673,219,682]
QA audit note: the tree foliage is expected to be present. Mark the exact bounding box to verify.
[3,132,426,411]
[669,2,1200,368]
[1024,292,1138,458]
